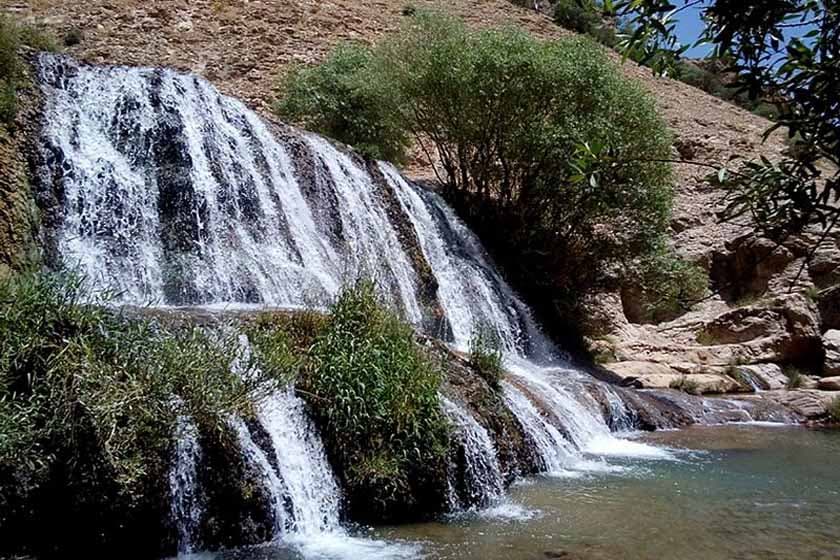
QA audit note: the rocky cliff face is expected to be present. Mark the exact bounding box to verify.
[3,0,839,411]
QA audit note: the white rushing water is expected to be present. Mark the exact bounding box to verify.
[36,53,674,555]
[169,414,204,555]
[441,397,505,508]
[256,388,342,536]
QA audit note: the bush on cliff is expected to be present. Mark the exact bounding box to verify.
[305,280,450,521]
[276,12,673,341]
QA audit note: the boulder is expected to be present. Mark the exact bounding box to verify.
[767,390,833,419]
[711,235,795,299]
[807,242,840,287]
[818,377,840,391]
[696,294,821,364]
[818,285,840,332]
[732,364,788,391]
[632,372,739,394]
[600,361,675,385]
[701,307,783,344]
[822,329,840,376]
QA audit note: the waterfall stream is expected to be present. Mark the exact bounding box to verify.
[169,414,204,555]
[36,53,671,555]
[441,397,505,509]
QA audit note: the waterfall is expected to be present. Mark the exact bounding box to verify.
[379,163,554,358]
[230,417,293,535]
[502,382,576,474]
[441,397,504,509]
[35,52,673,552]
[255,388,342,535]
[169,414,204,555]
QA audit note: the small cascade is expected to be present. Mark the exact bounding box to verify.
[379,163,553,358]
[502,382,575,473]
[230,334,342,538]
[505,359,610,450]
[255,388,342,535]
[585,383,639,433]
[230,417,292,535]
[441,397,504,509]
[169,414,204,555]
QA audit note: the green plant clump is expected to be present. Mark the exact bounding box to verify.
[0,272,294,554]
[669,375,701,395]
[305,280,450,520]
[783,366,804,390]
[553,0,602,34]
[630,244,709,323]
[468,327,504,388]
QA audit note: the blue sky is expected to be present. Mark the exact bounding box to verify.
[673,3,714,58]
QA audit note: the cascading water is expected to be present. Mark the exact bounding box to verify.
[441,397,505,508]
[35,52,675,553]
[255,388,342,536]
[169,414,204,555]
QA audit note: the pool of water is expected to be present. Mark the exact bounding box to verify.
[195,425,840,560]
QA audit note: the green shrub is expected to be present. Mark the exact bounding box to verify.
[783,365,804,389]
[632,245,709,323]
[669,375,701,395]
[277,11,673,331]
[63,27,83,47]
[553,0,601,33]
[275,43,410,161]
[0,272,291,513]
[305,280,449,519]
[468,327,504,388]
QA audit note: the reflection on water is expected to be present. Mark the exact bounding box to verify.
[192,426,840,560]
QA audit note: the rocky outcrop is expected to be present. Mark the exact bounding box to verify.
[818,377,840,391]
[731,363,788,391]
[822,330,840,376]
[764,390,837,420]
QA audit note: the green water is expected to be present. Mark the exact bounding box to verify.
[205,425,840,560]
[375,425,840,560]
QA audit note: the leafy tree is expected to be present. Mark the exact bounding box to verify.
[277,12,675,329]
[609,1,839,251]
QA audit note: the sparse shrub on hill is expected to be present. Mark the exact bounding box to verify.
[276,11,674,340]
[553,0,601,33]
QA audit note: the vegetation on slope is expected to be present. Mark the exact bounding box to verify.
[304,280,450,521]
[0,272,458,554]
[0,15,55,127]
[276,10,706,339]
[613,0,839,248]
[0,272,295,556]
